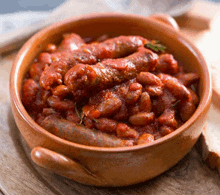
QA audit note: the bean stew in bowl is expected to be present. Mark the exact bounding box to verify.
[22,33,200,147]
[10,13,211,186]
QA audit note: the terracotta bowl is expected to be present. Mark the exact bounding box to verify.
[10,13,212,187]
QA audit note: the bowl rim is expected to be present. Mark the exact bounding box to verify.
[10,12,212,153]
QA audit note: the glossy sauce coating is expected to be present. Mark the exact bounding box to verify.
[21,34,200,147]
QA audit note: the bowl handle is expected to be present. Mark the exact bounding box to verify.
[31,146,104,184]
[148,14,180,31]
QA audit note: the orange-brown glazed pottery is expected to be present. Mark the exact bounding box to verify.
[10,13,212,187]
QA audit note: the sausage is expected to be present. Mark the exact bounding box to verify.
[40,115,133,147]
[65,48,158,98]
[40,35,147,90]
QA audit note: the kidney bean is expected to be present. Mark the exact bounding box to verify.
[136,72,163,86]
[40,115,133,147]
[83,117,95,129]
[113,102,129,121]
[136,133,154,145]
[116,123,139,139]
[125,83,142,105]
[188,88,199,105]
[57,33,85,52]
[52,85,69,98]
[38,52,52,64]
[176,72,200,87]
[45,43,57,53]
[155,54,178,74]
[159,125,174,136]
[179,100,196,122]
[47,95,75,111]
[65,109,81,124]
[158,73,191,100]
[29,62,46,81]
[22,79,40,111]
[145,85,163,97]
[153,131,162,140]
[97,97,122,117]
[158,109,178,128]
[95,118,118,133]
[139,92,151,112]
[129,112,155,126]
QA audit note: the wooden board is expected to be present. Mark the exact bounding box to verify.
[1,1,220,194]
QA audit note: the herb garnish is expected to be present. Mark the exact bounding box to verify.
[144,40,166,53]
[172,100,181,108]
[93,118,98,123]
[74,102,84,124]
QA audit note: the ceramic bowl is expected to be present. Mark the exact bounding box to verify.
[10,13,212,187]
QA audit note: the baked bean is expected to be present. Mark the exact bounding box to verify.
[57,33,85,52]
[45,43,57,53]
[136,133,154,145]
[47,95,75,111]
[116,123,139,139]
[97,97,122,117]
[129,112,155,126]
[22,79,39,111]
[66,109,81,124]
[188,88,199,105]
[125,85,142,105]
[83,117,95,129]
[113,102,129,121]
[153,132,162,140]
[52,85,69,98]
[29,63,46,81]
[136,72,163,86]
[159,125,174,136]
[179,100,196,122]
[95,118,117,133]
[176,73,199,87]
[158,109,178,128]
[139,92,151,112]
[155,54,178,74]
[38,52,52,64]
[158,73,191,100]
[145,85,163,97]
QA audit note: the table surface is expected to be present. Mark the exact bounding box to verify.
[1,1,220,194]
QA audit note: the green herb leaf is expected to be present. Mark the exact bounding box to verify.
[144,41,166,53]
[74,102,84,124]
[93,118,98,123]
[172,100,181,108]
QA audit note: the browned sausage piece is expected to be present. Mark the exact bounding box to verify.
[40,115,133,147]
[65,48,158,98]
[40,36,147,90]
[157,73,191,100]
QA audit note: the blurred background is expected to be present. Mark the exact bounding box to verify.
[0,0,219,14]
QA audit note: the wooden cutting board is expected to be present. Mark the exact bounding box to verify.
[1,1,220,194]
